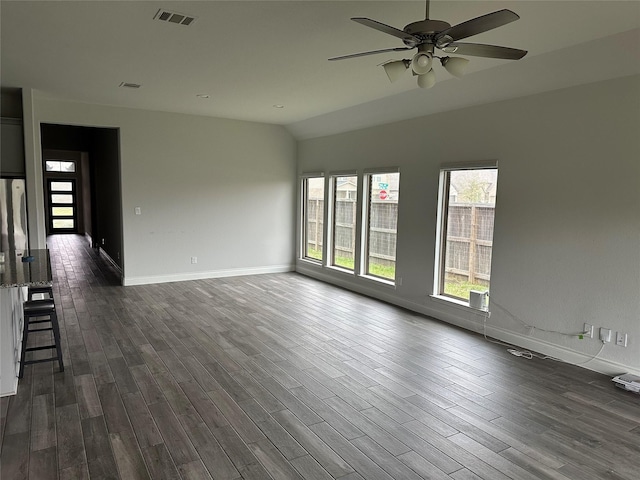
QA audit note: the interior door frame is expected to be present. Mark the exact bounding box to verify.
[42,152,84,236]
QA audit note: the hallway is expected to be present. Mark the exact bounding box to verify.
[1,234,638,480]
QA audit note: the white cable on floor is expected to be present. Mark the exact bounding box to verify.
[478,301,605,364]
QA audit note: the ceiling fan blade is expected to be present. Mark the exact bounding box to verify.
[329,47,413,61]
[437,9,520,43]
[352,17,421,46]
[442,42,527,60]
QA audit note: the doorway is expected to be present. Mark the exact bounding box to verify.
[40,124,123,274]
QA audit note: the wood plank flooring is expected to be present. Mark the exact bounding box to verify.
[1,234,638,479]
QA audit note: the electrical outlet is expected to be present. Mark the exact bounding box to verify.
[616,332,628,347]
[599,327,611,343]
[583,323,594,338]
[134,206,141,215]
[191,256,197,264]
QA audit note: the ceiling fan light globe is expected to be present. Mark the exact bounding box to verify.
[441,56,469,78]
[411,52,433,75]
[383,60,409,83]
[417,69,436,89]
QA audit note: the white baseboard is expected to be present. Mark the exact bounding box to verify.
[481,323,638,376]
[296,264,639,377]
[84,233,94,247]
[124,264,295,286]
[99,248,123,277]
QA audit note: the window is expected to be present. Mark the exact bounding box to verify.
[435,165,498,302]
[332,175,358,271]
[45,160,76,172]
[302,176,325,261]
[364,171,399,281]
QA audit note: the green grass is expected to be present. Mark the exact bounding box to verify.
[305,248,396,280]
[306,247,323,261]
[367,262,395,280]
[307,249,488,293]
[333,256,354,270]
[444,279,488,301]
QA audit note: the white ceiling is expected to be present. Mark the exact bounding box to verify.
[1,1,639,139]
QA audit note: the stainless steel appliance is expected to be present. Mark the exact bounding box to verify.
[0,178,29,252]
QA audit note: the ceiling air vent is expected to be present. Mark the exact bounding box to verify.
[119,82,141,89]
[154,9,196,26]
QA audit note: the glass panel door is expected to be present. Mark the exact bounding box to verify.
[47,179,77,232]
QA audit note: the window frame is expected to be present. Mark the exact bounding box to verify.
[328,171,359,274]
[433,161,498,307]
[361,167,400,284]
[45,160,76,173]
[300,173,325,263]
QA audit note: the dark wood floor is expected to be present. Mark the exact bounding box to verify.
[1,234,638,480]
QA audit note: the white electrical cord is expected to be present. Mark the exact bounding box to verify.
[489,295,589,338]
[479,309,561,361]
[573,341,606,366]
[478,298,604,364]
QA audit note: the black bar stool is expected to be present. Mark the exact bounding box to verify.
[28,285,54,301]
[19,299,64,378]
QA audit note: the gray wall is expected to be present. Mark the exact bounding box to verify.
[296,75,640,375]
[0,88,23,119]
[30,96,297,283]
[90,128,122,267]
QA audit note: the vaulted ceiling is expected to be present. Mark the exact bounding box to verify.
[2,1,639,138]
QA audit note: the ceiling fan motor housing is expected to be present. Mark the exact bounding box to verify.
[403,19,451,46]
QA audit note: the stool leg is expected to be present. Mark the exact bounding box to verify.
[50,310,64,373]
[18,314,30,379]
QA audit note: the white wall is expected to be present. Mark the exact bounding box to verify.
[31,95,297,284]
[296,75,640,375]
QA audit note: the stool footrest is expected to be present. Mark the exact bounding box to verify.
[24,356,59,365]
[26,345,57,352]
[27,327,54,333]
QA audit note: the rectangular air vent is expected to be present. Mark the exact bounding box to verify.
[119,82,141,89]
[154,9,196,26]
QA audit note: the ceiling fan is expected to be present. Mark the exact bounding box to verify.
[329,0,527,89]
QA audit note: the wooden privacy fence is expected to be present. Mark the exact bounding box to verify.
[306,199,495,281]
[306,199,398,266]
[445,203,494,284]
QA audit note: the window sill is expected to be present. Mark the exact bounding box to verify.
[326,265,355,275]
[300,262,396,289]
[430,294,490,314]
[359,274,396,289]
[300,257,322,266]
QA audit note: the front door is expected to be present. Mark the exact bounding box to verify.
[47,178,77,233]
